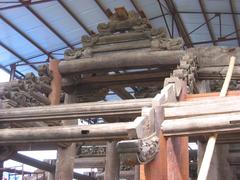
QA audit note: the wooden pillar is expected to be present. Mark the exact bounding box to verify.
[104,141,120,180]
[166,82,189,180]
[142,81,189,180]
[49,60,62,106]
[48,60,77,180]
[143,104,167,180]
[134,165,140,180]
[48,60,61,180]
[55,94,78,180]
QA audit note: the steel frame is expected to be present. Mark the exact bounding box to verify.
[1,0,240,77]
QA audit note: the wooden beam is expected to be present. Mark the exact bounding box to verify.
[0,98,152,122]
[59,50,184,75]
[111,87,135,99]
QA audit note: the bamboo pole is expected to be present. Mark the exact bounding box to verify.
[197,56,236,180]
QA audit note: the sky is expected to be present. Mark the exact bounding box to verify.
[0,69,10,82]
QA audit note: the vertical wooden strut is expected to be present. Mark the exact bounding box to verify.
[197,56,236,180]
[104,141,120,180]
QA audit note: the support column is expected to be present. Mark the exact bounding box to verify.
[134,165,140,180]
[143,81,189,180]
[166,82,189,180]
[104,141,120,180]
[55,94,78,180]
[48,60,77,180]
[48,60,61,180]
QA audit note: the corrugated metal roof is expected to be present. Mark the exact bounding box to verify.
[0,0,239,76]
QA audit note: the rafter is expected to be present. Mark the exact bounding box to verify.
[164,0,193,47]
[111,87,135,100]
[57,0,93,35]
[229,0,240,46]
[0,65,23,79]
[199,0,216,45]
[19,0,74,49]
[0,0,56,11]
[94,0,111,18]
[0,14,54,60]
[0,41,37,71]
[157,0,172,38]
[130,0,141,15]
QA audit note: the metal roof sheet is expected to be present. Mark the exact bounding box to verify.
[0,0,239,76]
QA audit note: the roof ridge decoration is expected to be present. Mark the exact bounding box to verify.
[64,8,183,60]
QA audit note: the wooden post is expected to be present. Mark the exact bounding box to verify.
[142,82,189,180]
[134,165,140,180]
[143,95,167,180]
[49,60,62,106]
[104,141,120,180]
[48,60,77,180]
[166,82,189,180]
[55,94,78,180]
[48,60,61,180]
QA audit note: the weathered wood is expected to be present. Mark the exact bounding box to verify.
[197,134,218,180]
[186,90,240,100]
[48,60,61,106]
[74,157,105,168]
[62,69,170,88]
[162,112,240,136]
[0,98,152,123]
[55,94,78,180]
[111,87,135,99]
[198,66,240,80]
[59,49,184,75]
[166,81,189,180]
[141,82,189,180]
[0,115,148,144]
[197,56,236,180]
[104,141,120,180]
[97,170,135,180]
[48,60,61,179]
[164,97,240,119]
[165,95,240,107]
